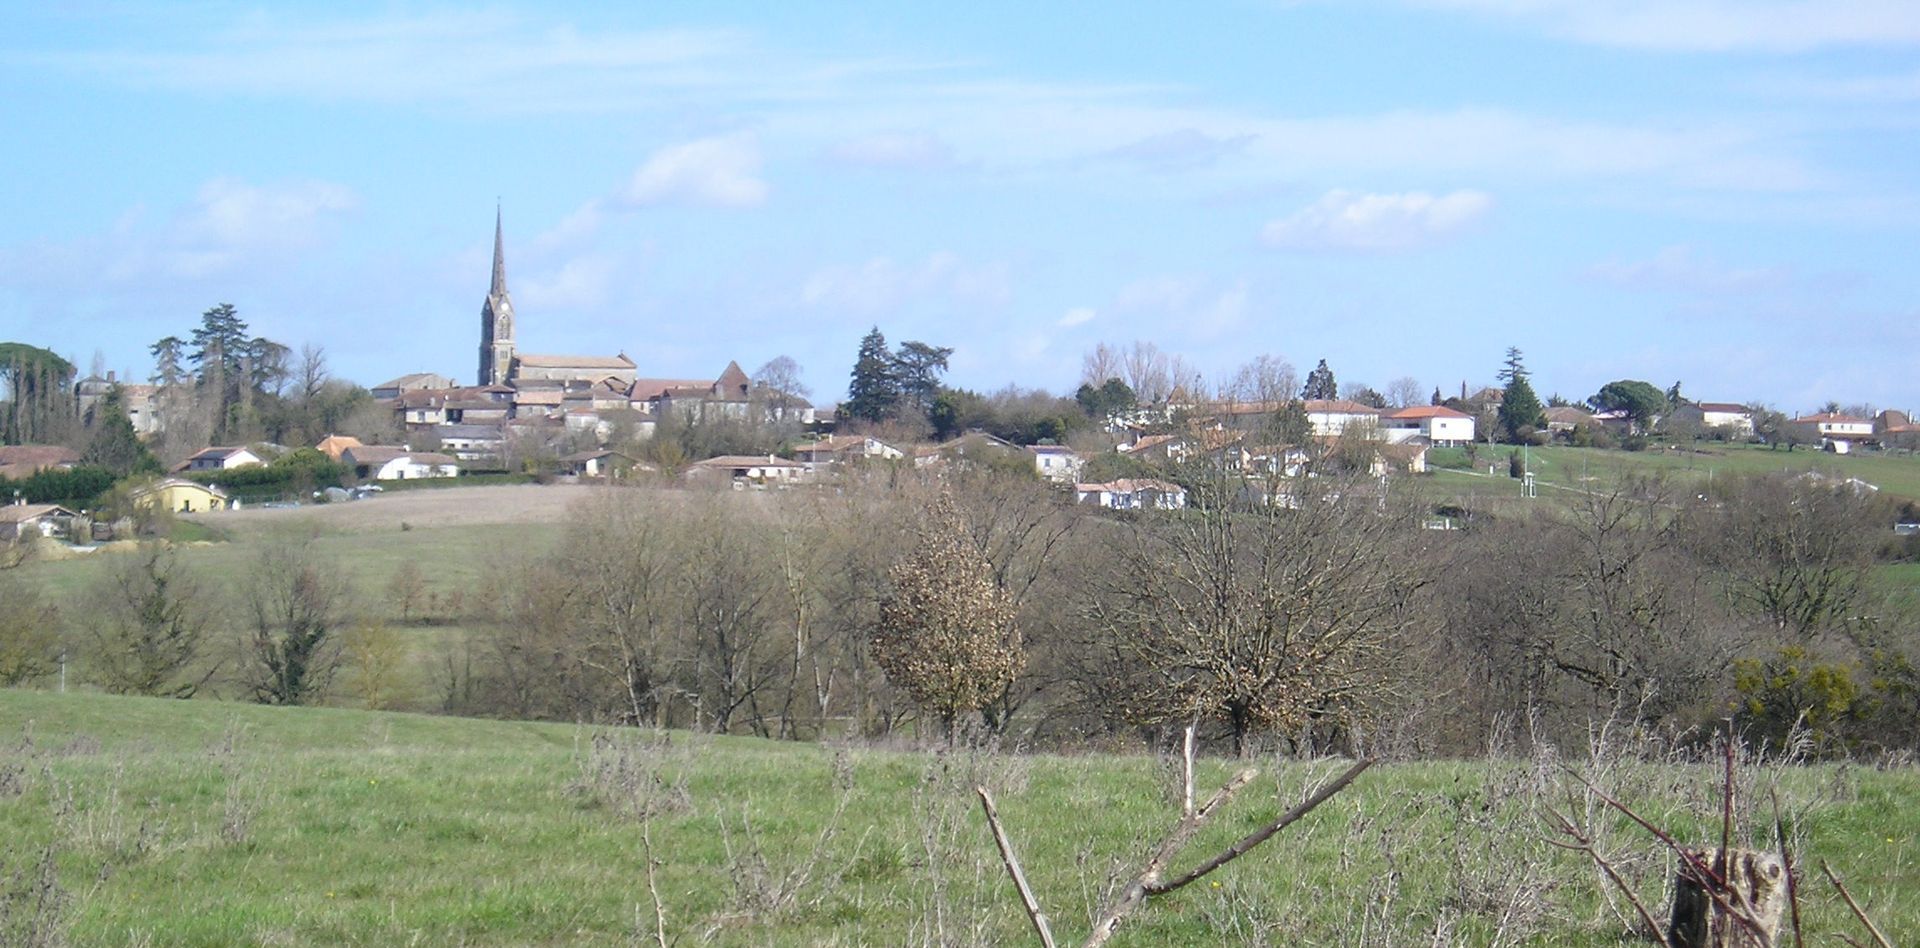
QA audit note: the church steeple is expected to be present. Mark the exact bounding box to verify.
[490,204,508,298]
[479,205,516,387]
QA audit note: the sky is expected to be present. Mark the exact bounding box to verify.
[2,1,1917,414]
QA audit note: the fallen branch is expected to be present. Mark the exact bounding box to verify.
[1149,758,1374,895]
[1544,808,1672,948]
[1821,861,1892,948]
[975,786,1057,948]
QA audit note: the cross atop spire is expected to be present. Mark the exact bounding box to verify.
[490,203,508,297]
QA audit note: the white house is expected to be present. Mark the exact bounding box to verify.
[182,446,265,471]
[341,446,461,481]
[1028,445,1084,483]
[1380,406,1475,446]
[793,435,905,469]
[1669,401,1755,437]
[1302,400,1383,437]
[1792,413,1874,453]
[561,449,641,478]
[690,454,808,485]
[1075,478,1188,510]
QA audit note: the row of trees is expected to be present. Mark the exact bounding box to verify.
[4,460,1911,756]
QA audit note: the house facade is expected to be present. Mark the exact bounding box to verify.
[1075,478,1188,510]
[1028,445,1084,483]
[1792,413,1874,453]
[130,479,230,514]
[341,446,461,481]
[1381,406,1474,446]
[1668,402,1755,437]
[0,503,77,542]
[183,446,264,471]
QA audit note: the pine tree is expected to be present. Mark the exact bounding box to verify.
[844,327,900,423]
[189,303,249,384]
[1497,347,1545,442]
[80,387,161,477]
[1301,359,1337,400]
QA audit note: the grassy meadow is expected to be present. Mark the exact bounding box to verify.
[3,688,1918,946]
[1428,442,1920,504]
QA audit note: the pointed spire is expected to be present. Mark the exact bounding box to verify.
[490,203,508,297]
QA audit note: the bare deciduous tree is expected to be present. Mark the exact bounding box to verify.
[87,543,218,698]
[244,544,347,705]
[1085,469,1430,754]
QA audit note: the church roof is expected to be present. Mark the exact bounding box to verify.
[513,354,636,370]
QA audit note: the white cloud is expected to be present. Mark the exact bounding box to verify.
[800,252,1011,313]
[1261,189,1491,251]
[1586,244,1791,293]
[1058,306,1096,328]
[519,253,618,309]
[1406,0,1920,52]
[623,135,769,208]
[827,131,958,170]
[0,176,359,284]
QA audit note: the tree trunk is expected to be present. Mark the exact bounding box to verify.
[1668,848,1787,948]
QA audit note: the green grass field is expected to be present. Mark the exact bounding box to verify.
[1429,443,1920,502]
[1,689,1915,946]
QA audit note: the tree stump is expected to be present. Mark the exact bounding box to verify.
[1668,848,1786,948]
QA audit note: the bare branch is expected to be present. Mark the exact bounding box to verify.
[975,786,1057,948]
[1544,808,1672,948]
[1149,759,1374,895]
[1083,767,1257,947]
[1821,861,1893,948]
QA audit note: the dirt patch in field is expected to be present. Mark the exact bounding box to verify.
[206,484,604,534]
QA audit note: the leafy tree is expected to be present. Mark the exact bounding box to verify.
[189,303,249,383]
[1589,379,1666,431]
[1300,359,1337,400]
[891,340,953,418]
[0,571,61,685]
[1347,386,1387,410]
[844,327,900,423]
[80,387,162,477]
[0,342,77,444]
[1075,377,1137,421]
[871,493,1024,741]
[87,544,218,697]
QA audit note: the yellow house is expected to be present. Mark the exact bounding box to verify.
[130,478,232,514]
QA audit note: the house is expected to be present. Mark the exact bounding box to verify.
[130,478,230,514]
[561,449,642,478]
[1302,400,1384,438]
[914,432,1025,470]
[793,435,905,468]
[1668,402,1755,437]
[341,446,461,481]
[370,373,457,400]
[1543,406,1595,436]
[314,434,363,461]
[1791,413,1874,454]
[1876,410,1920,448]
[182,446,265,471]
[689,454,808,485]
[1381,406,1474,446]
[0,502,77,542]
[1246,443,1311,478]
[1075,478,1188,510]
[1027,444,1084,483]
[432,424,506,463]
[0,445,80,481]
[1121,429,1248,468]
[1375,442,1430,475]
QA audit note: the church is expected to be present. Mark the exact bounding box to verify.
[477,209,638,391]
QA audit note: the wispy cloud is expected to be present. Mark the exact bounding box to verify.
[622,135,769,208]
[1058,306,1097,328]
[800,252,1011,314]
[1585,244,1792,293]
[1,176,357,285]
[1099,128,1256,172]
[826,130,960,170]
[1405,0,1920,52]
[519,253,619,310]
[1261,189,1491,251]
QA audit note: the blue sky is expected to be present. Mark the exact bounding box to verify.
[2,1,1917,413]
